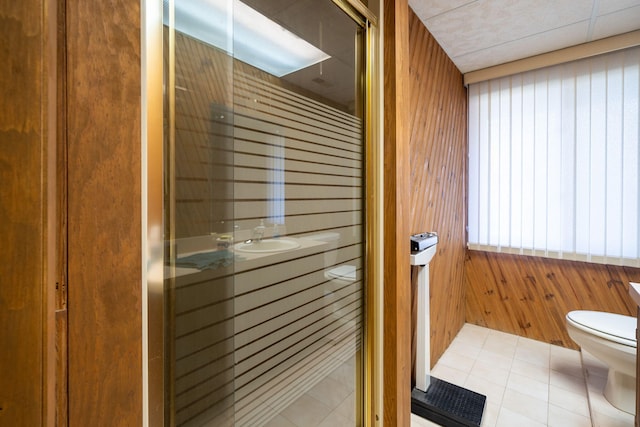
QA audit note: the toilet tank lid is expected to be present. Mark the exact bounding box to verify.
[567,310,637,344]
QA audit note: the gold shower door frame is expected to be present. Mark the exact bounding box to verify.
[143,1,382,425]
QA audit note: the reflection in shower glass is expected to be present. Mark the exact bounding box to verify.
[164,1,367,425]
[267,135,285,227]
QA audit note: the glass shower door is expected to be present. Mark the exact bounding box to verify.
[163,1,368,425]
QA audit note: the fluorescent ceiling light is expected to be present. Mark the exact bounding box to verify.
[169,0,331,77]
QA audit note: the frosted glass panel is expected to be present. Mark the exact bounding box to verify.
[163,1,367,426]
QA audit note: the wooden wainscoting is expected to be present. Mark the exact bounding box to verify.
[408,9,468,378]
[465,250,640,349]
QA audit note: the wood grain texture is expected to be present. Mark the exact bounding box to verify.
[407,10,468,377]
[56,0,69,423]
[465,251,640,349]
[56,310,68,426]
[383,0,411,425]
[0,1,47,425]
[66,0,142,425]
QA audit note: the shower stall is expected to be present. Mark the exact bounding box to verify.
[146,1,377,425]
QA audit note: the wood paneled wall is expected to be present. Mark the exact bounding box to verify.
[408,10,468,375]
[0,1,57,424]
[66,0,142,425]
[383,0,411,425]
[466,251,640,349]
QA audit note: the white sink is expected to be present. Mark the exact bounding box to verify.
[234,238,300,253]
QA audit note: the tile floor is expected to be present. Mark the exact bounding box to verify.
[411,323,635,427]
[263,356,357,427]
[257,322,635,426]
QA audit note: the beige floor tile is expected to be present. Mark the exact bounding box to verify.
[501,388,548,425]
[547,404,592,427]
[317,410,352,427]
[549,345,582,376]
[438,348,477,373]
[549,368,588,395]
[548,384,590,417]
[332,391,356,422]
[480,402,500,427]
[431,363,469,386]
[307,375,352,412]
[475,348,514,371]
[455,324,490,349]
[483,332,518,359]
[514,337,551,368]
[510,357,550,381]
[410,412,441,427]
[506,372,549,401]
[470,359,511,387]
[496,407,546,427]
[263,414,298,427]
[328,358,357,391]
[279,394,332,427]
[448,338,484,359]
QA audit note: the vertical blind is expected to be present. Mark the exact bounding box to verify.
[468,46,640,267]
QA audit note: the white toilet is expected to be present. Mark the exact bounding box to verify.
[306,232,357,319]
[566,310,637,414]
[306,232,356,281]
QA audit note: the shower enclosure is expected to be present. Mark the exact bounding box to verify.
[149,1,375,425]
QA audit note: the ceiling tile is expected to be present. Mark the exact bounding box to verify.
[422,0,593,56]
[591,5,640,39]
[408,0,478,20]
[410,0,640,73]
[453,21,590,72]
[597,0,640,15]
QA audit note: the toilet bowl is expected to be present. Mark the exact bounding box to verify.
[566,310,637,414]
[306,232,357,321]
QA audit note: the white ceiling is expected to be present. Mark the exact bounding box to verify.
[408,0,640,73]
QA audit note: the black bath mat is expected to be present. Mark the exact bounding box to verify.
[411,375,486,427]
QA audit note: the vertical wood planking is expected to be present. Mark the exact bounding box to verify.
[383,0,411,425]
[465,251,640,348]
[56,0,69,423]
[0,0,55,424]
[66,0,142,425]
[408,10,468,375]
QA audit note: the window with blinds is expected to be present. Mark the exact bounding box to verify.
[467,46,640,267]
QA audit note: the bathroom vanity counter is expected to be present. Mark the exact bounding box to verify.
[164,236,328,280]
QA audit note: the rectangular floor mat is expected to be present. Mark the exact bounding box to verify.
[411,376,486,427]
